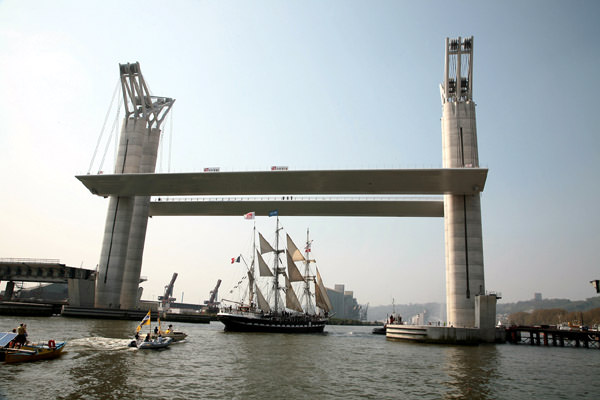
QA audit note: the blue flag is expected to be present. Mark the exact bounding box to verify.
[269,210,278,217]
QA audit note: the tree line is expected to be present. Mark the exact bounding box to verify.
[508,307,600,327]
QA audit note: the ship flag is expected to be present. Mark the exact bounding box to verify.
[136,310,151,332]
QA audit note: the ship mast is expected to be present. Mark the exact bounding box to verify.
[273,216,282,314]
[248,220,256,307]
[303,228,314,313]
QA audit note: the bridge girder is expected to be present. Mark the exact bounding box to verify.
[77,168,487,198]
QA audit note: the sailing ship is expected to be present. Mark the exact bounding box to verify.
[217,216,333,333]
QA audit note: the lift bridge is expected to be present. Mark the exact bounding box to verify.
[77,37,495,334]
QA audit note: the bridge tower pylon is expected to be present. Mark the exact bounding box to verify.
[441,37,486,327]
[95,62,174,309]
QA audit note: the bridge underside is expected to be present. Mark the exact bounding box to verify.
[149,199,444,217]
[0,261,95,284]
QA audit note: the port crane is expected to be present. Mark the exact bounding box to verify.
[158,273,178,312]
[204,279,221,312]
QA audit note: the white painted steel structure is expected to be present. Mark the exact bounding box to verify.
[441,36,486,327]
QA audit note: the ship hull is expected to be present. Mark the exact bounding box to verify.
[217,312,327,333]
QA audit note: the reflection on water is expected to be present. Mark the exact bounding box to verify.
[441,345,499,399]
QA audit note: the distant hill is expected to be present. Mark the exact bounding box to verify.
[497,297,600,315]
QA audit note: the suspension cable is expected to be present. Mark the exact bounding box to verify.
[87,79,120,174]
[98,95,122,173]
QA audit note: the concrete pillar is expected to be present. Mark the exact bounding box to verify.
[4,281,15,299]
[120,126,161,309]
[95,120,146,308]
[94,63,174,310]
[441,37,485,328]
[68,278,95,307]
[475,294,497,342]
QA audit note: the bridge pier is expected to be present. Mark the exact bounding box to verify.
[94,63,174,309]
[4,281,15,299]
[441,36,490,329]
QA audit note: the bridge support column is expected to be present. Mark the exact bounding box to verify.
[68,278,95,307]
[441,37,485,328]
[120,126,161,309]
[4,281,15,299]
[94,63,174,309]
[95,121,145,308]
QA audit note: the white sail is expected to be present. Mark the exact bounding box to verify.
[284,275,304,313]
[256,250,274,277]
[315,267,333,312]
[286,250,305,282]
[255,285,271,313]
[259,232,275,254]
[286,234,306,262]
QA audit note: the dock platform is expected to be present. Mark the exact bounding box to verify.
[506,325,600,349]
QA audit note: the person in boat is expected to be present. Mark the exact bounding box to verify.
[166,324,173,334]
[135,332,140,340]
[144,333,150,342]
[154,326,159,334]
[15,323,27,346]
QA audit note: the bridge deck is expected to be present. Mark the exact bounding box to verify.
[77,168,488,197]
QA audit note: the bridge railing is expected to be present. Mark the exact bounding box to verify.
[0,258,61,264]
[152,195,442,203]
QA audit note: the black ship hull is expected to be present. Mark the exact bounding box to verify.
[217,312,327,333]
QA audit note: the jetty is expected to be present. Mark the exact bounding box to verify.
[505,325,600,349]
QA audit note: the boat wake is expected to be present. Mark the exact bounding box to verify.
[68,336,132,352]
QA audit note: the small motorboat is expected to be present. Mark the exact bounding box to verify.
[129,336,173,349]
[1,333,66,363]
[152,330,187,342]
[131,310,175,349]
[372,326,386,335]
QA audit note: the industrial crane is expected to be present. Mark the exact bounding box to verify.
[158,273,178,311]
[204,279,221,313]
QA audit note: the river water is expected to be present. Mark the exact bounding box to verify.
[1,316,598,399]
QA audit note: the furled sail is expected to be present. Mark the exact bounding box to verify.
[286,250,305,282]
[315,267,333,312]
[286,234,306,262]
[256,250,274,277]
[255,286,271,313]
[284,275,303,313]
[247,271,255,304]
[259,232,275,254]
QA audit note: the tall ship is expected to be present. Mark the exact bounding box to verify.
[217,216,333,333]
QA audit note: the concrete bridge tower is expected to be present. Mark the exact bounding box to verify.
[94,63,174,309]
[441,37,485,327]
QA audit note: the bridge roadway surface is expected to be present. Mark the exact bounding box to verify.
[76,168,487,217]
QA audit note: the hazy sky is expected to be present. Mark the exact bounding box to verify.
[1,1,598,307]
